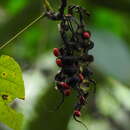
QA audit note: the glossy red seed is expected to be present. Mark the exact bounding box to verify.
[64,89,71,96]
[83,31,91,39]
[60,82,70,89]
[79,74,84,81]
[53,48,60,57]
[56,58,62,66]
[74,110,81,117]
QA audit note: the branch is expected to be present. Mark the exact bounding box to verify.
[58,0,67,17]
[43,0,53,11]
[0,0,68,50]
[0,0,43,50]
[0,13,45,50]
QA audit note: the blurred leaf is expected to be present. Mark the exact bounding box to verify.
[92,29,130,85]
[0,55,25,129]
[6,0,28,15]
[26,86,76,130]
[0,96,23,130]
[97,86,119,117]
[92,8,126,36]
[108,78,130,108]
[96,78,130,129]
[12,26,43,60]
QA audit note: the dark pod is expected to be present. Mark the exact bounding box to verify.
[87,41,94,50]
[52,3,96,126]
[80,54,94,62]
[82,68,93,78]
[62,56,77,65]
[67,76,80,87]
[86,55,94,62]
[62,66,77,76]
[55,72,65,81]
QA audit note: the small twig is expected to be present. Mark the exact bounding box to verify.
[0,0,68,50]
[0,13,46,50]
[73,115,88,130]
[43,0,53,11]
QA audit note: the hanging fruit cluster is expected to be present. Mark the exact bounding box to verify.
[52,5,96,120]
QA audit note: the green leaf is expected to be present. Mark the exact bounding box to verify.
[0,55,25,130]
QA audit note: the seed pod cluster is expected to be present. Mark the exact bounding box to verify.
[52,5,96,120]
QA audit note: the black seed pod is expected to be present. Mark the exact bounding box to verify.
[87,41,94,50]
[86,55,94,62]
[80,54,94,62]
[62,66,77,76]
[67,76,80,87]
[62,56,77,65]
[82,68,93,78]
[55,72,65,81]
[52,2,96,126]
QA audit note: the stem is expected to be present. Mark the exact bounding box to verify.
[0,13,46,50]
[59,0,67,17]
[43,0,53,11]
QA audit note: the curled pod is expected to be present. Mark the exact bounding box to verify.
[86,41,94,50]
[79,96,86,105]
[86,55,94,62]
[62,56,77,65]
[82,68,93,78]
[62,66,78,76]
[59,48,66,56]
[67,76,80,87]
[80,55,94,62]
[55,72,65,81]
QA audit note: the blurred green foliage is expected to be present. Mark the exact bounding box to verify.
[0,0,130,130]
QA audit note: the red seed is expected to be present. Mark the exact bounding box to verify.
[79,73,84,81]
[56,58,62,66]
[83,31,91,39]
[74,110,81,117]
[53,48,60,57]
[64,89,71,96]
[59,82,70,89]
